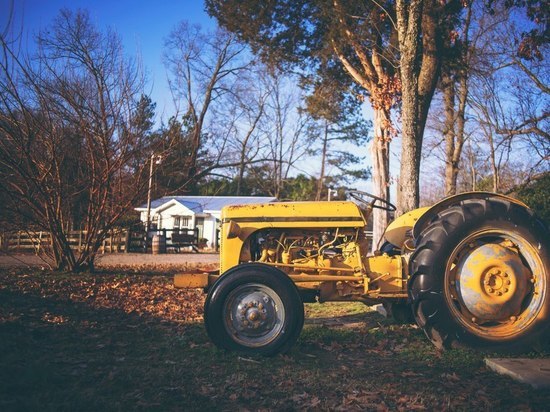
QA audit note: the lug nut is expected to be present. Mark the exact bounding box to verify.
[503,272,509,278]
[496,291,502,296]
[505,279,511,285]
[488,287,494,293]
[504,288,508,293]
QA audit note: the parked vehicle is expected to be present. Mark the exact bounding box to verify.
[175,192,550,356]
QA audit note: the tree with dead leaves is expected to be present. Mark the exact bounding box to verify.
[206,0,400,246]
[0,9,150,271]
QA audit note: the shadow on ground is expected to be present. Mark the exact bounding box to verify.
[1,271,549,411]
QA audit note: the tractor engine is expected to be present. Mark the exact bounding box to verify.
[244,228,365,276]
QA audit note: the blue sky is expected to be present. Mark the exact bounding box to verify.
[2,0,215,120]
[0,0,383,192]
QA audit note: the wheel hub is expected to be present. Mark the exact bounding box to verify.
[225,287,283,346]
[238,298,270,331]
[454,243,530,321]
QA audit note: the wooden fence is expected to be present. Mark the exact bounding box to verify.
[0,229,145,254]
[0,228,203,254]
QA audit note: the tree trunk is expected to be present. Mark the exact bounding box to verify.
[442,72,458,196]
[488,131,499,192]
[470,154,477,191]
[370,108,391,253]
[396,0,441,214]
[316,122,329,201]
[443,3,471,196]
[397,89,422,214]
[236,163,244,195]
[449,70,468,194]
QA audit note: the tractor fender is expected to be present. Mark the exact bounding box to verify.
[412,191,529,240]
[384,207,430,248]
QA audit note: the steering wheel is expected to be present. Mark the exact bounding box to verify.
[347,190,397,212]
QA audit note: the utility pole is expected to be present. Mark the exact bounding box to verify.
[144,154,162,252]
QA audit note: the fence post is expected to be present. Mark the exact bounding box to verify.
[36,231,42,255]
[143,228,148,253]
[124,229,130,253]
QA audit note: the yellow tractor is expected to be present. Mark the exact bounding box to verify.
[174,191,550,356]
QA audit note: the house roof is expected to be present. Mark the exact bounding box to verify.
[136,196,277,213]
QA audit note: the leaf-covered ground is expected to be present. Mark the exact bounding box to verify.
[1,270,549,411]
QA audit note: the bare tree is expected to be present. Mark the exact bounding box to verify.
[256,73,314,198]
[212,65,271,195]
[422,2,547,199]
[304,79,370,203]
[0,9,148,271]
[163,22,250,190]
[467,11,549,192]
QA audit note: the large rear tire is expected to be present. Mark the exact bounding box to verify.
[409,197,550,351]
[204,263,304,356]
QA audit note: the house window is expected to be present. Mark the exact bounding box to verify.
[151,215,159,230]
[173,216,190,231]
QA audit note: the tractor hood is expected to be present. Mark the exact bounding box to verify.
[222,201,366,228]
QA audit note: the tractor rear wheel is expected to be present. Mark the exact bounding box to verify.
[204,263,304,356]
[409,197,550,351]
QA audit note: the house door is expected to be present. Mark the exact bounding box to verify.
[195,217,205,239]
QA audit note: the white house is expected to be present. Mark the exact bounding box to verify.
[135,196,277,248]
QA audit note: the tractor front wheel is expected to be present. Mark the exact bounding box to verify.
[409,197,550,351]
[204,263,304,356]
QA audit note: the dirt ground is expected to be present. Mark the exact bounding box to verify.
[1,271,549,411]
[0,252,219,269]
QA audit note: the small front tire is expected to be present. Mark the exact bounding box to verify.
[204,263,304,356]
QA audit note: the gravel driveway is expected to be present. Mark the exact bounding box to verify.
[0,252,219,269]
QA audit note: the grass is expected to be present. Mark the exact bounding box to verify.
[1,270,549,411]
